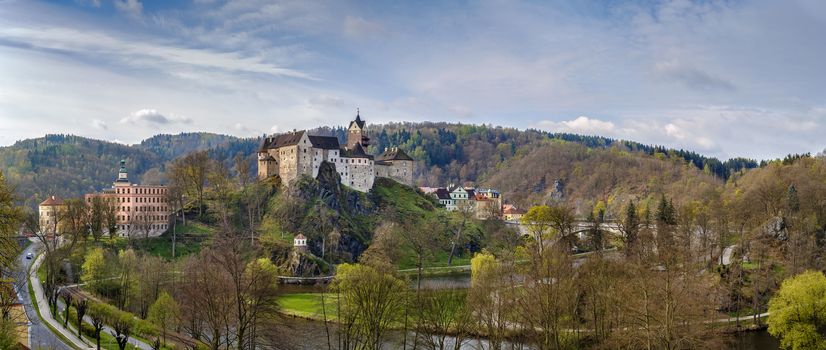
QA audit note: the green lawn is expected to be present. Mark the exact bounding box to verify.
[397,250,472,271]
[174,222,215,236]
[91,231,208,260]
[278,289,469,327]
[277,293,338,320]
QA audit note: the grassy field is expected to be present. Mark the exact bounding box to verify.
[277,293,339,320]
[89,223,213,260]
[174,222,215,236]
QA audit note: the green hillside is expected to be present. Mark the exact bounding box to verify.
[0,133,258,208]
[0,123,760,211]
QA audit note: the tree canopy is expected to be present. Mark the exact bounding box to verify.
[768,270,826,350]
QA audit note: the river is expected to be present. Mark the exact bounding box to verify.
[279,316,780,350]
[279,274,781,349]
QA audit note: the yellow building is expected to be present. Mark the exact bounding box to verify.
[38,195,66,235]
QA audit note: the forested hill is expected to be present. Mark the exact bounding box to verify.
[0,123,760,209]
[0,134,259,208]
[313,122,758,183]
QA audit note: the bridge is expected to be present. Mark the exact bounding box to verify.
[277,275,335,284]
[504,220,622,238]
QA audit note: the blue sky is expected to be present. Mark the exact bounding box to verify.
[1,0,825,160]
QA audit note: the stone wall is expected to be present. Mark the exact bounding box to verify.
[277,145,300,185]
[343,159,375,192]
[375,160,414,186]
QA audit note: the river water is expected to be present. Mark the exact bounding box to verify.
[280,316,779,350]
[279,274,781,349]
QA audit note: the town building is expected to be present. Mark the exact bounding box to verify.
[84,160,171,237]
[257,112,415,192]
[38,195,66,235]
[425,185,503,219]
[503,205,527,222]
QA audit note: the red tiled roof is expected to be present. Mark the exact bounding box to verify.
[503,207,526,215]
[294,234,306,240]
[39,195,64,206]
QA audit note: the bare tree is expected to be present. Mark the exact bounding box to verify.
[447,200,475,265]
[235,153,251,188]
[173,151,211,220]
[208,161,234,231]
[89,196,105,241]
[102,197,119,240]
[24,210,66,316]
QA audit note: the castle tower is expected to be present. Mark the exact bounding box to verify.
[346,109,370,149]
[114,159,130,186]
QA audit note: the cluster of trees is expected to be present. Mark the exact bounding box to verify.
[319,195,720,349]
[54,286,180,350]
[0,134,163,208]
[550,133,758,179]
[321,150,826,348]
[74,235,282,349]
[0,170,24,346]
[483,139,724,210]
[54,150,283,349]
[0,133,261,209]
[0,121,763,210]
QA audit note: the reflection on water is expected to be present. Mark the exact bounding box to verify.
[280,315,780,350]
[278,273,473,294]
[727,331,780,350]
[277,274,779,350]
[414,274,472,290]
[280,316,532,349]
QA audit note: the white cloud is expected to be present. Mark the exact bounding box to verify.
[0,26,313,80]
[91,119,108,130]
[663,123,684,139]
[535,116,617,135]
[121,109,192,125]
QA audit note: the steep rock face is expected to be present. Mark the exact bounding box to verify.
[267,162,441,276]
[277,161,377,265]
[287,250,331,277]
[288,161,372,216]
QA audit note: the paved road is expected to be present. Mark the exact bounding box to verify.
[13,241,72,350]
[54,295,153,350]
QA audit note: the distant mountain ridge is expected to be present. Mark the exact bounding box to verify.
[0,123,760,209]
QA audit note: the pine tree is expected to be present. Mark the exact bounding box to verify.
[787,184,800,214]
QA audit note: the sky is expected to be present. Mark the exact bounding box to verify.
[1,0,825,160]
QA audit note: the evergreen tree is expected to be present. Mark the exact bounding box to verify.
[622,201,639,255]
[787,184,800,214]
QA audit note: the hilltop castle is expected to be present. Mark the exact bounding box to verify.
[257,113,415,192]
